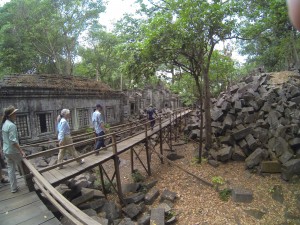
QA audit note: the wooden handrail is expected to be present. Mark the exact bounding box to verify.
[22,159,103,225]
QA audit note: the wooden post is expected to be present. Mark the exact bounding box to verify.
[159,116,163,164]
[169,113,172,152]
[175,110,178,142]
[21,161,35,192]
[111,132,123,201]
[98,165,106,196]
[130,147,134,173]
[145,122,151,175]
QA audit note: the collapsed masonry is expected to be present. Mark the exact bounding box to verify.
[187,71,300,181]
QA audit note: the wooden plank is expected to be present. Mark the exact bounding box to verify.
[0,192,40,213]
[40,217,62,225]
[41,171,58,185]
[0,184,29,201]
[16,210,57,225]
[0,200,49,225]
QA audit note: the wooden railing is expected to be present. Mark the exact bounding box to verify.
[21,107,191,225]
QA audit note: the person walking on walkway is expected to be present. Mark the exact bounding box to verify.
[147,105,158,130]
[1,105,26,193]
[92,104,106,154]
[57,109,84,169]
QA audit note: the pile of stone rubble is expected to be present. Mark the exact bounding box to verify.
[48,173,177,225]
[187,71,300,181]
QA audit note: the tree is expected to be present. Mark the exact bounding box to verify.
[238,0,297,71]
[120,0,240,149]
[0,0,105,75]
[75,24,123,89]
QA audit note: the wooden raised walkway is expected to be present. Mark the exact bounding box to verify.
[0,175,61,225]
[2,108,191,225]
[41,116,170,186]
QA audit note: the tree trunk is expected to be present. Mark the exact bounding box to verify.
[203,69,212,149]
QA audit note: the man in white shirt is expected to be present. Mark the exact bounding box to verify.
[92,104,106,154]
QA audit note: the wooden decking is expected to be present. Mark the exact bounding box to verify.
[0,108,191,225]
[0,176,61,225]
[40,115,172,186]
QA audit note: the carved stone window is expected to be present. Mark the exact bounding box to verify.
[36,112,53,134]
[16,114,30,138]
[106,106,115,123]
[78,108,89,128]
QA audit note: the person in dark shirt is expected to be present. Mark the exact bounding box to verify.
[147,105,158,130]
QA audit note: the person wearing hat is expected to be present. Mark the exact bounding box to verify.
[57,109,84,169]
[1,105,26,193]
[92,104,106,154]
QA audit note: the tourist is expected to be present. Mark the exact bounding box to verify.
[287,0,300,31]
[1,105,26,193]
[57,109,84,169]
[147,105,158,130]
[92,104,106,154]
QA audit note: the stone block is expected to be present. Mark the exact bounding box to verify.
[150,208,165,225]
[124,192,145,204]
[145,188,160,205]
[121,183,141,194]
[232,127,253,141]
[122,203,143,219]
[137,214,150,225]
[71,190,94,206]
[260,161,281,173]
[160,189,177,202]
[232,188,253,203]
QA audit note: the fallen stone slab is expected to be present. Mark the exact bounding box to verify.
[281,159,300,181]
[150,208,165,225]
[124,192,145,204]
[145,188,160,205]
[245,148,265,169]
[122,203,144,219]
[160,189,177,202]
[137,213,150,225]
[71,190,94,206]
[232,187,253,203]
[122,183,141,194]
[118,217,136,225]
[260,161,281,173]
[81,187,105,199]
[232,127,253,141]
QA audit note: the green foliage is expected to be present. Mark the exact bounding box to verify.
[238,0,295,71]
[219,188,231,201]
[86,127,94,133]
[191,156,207,165]
[165,210,176,221]
[0,0,105,75]
[131,169,145,182]
[211,176,224,185]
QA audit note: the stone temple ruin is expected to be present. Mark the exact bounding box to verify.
[186,71,300,181]
[0,74,180,145]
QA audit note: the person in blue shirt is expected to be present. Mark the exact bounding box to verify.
[147,105,158,130]
[92,104,106,154]
[1,105,26,193]
[57,109,84,169]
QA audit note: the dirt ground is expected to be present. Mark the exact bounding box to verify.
[100,137,299,225]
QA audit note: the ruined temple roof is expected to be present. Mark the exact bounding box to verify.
[0,74,113,92]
